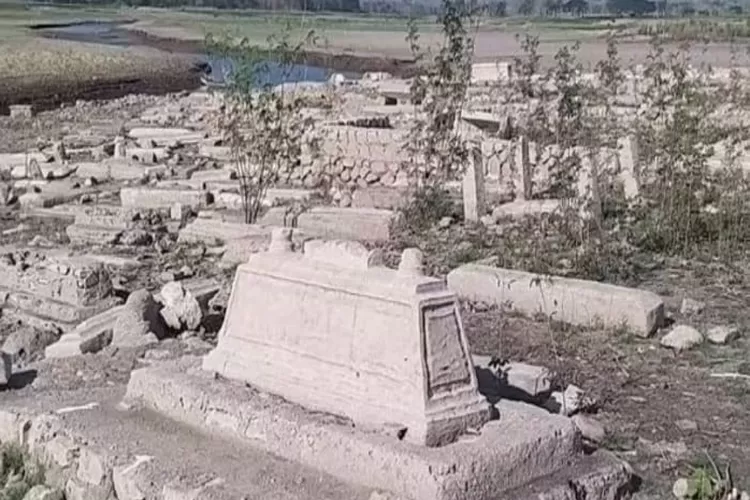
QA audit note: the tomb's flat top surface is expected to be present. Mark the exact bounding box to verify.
[244,251,448,303]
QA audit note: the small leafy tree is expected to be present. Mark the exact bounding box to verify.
[404,0,478,186]
[207,28,320,224]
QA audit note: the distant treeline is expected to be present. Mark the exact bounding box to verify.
[29,0,746,17]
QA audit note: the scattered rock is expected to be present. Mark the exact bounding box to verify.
[680,297,705,315]
[672,478,689,499]
[23,485,64,500]
[638,438,689,458]
[121,229,153,247]
[546,384,590,416]
[500,362,553,398]
[706,325,740,345]
[2,326,60,362]
[112,289,165,347]
[28,235,55,248]
[438,216,453,229]
[159,271,176,283]
[178,265,194,278]
[160,281,202,331]
[660,325,704,351]
[675,419,698,432]
[571,414,606,443]
[170,202,187,221]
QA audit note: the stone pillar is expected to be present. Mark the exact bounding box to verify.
[268,227,294,253]
[618,135,639,199]
[114,136,127,159]
[462,144,486,223]
[398,248,424,276]
[520,136,532,201]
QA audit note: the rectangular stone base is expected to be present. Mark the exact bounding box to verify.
[66,225,123,245]
[1,289,121,330]
[123,359,631,500]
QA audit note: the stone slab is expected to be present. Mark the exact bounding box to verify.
[2,291,121,330]
[492,199,562,220]
[0,152,48,171]
[199,145,232,160]
[351,186,411,210]
[297,207,393,242]
[126,361,631,500]
[19,183,105,210]
[178,218,270,245]
[189,168,235,182]
[447,264,665,336]
[66,225,122,246]
[214,188,315,210]
[120,188,213,210]
[45,305,123,359]
[74,160,166,181]
[128,127,205,145]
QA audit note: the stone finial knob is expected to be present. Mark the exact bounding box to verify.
[398,248,424,276]
[269,227,294,253]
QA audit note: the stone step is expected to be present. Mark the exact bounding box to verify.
[0,384,371,500]
[1,289,120,330]
[66,225,123,245]
[123,359,613,500]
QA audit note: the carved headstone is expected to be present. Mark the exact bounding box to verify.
[203,233,490,446]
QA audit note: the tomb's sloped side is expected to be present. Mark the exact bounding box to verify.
[203,242,490,446]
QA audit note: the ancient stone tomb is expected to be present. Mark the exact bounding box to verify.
[203,229,490,446]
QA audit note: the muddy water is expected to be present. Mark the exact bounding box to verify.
[35,20,350,86]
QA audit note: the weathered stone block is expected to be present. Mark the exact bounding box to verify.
[0,253,112,308]
[447,264,664,336]
[120,188,212,210]
[128,127,204,146]
[0,252,118,329]
[351,187,410,210]
[203,230,490,446]
[297,207,393,242]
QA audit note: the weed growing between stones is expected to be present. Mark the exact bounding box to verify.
[0,442,45,500]
[391,6,750,284]
[207,28,321,224]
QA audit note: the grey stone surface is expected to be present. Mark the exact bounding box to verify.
[112,290,165,347]
[448,263,664,336]
[296,207,393,242]
[706,325,740,345]
[45,306,122,359]
[571,414,607,443]
[660,325,704,351]
[159,282,202,331]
